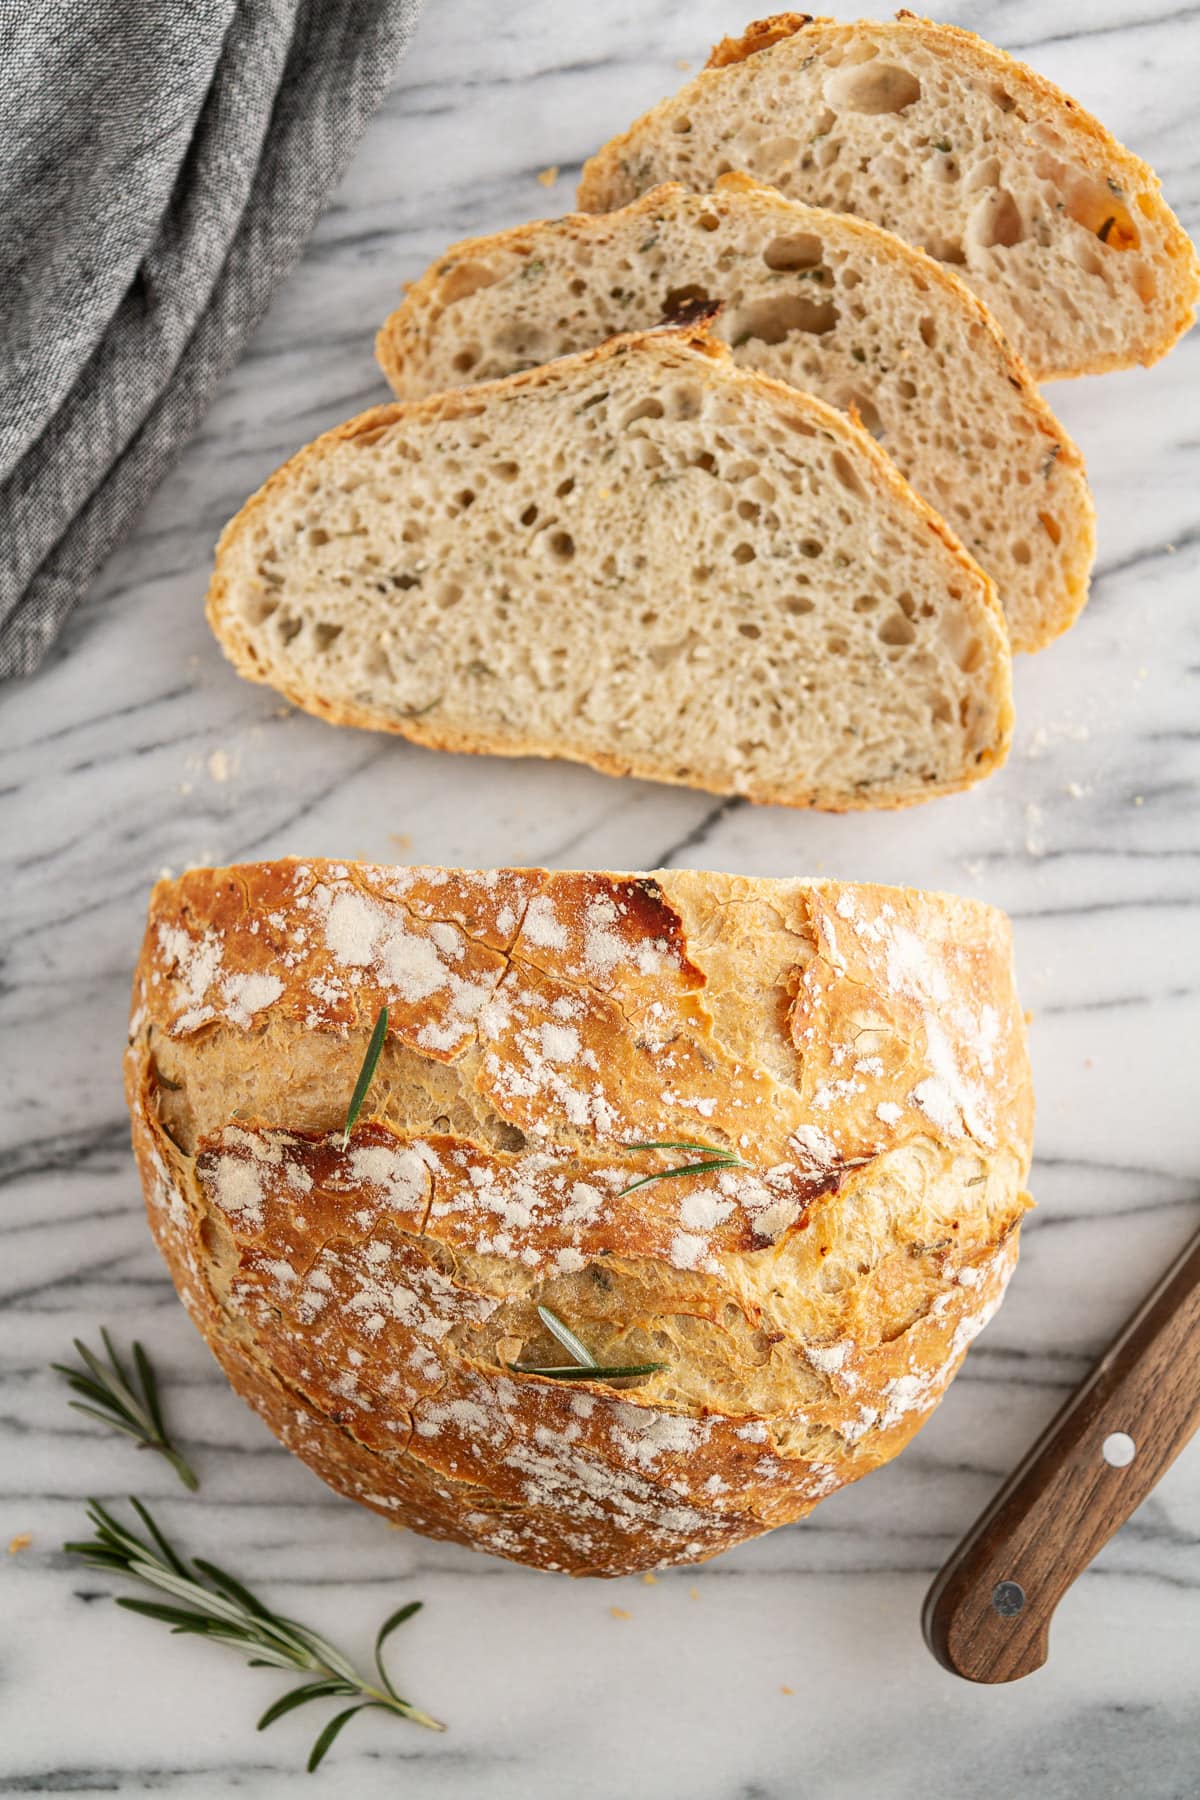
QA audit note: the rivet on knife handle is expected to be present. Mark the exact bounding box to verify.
[922,1222,1200,1684]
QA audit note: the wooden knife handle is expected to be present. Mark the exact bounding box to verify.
[923,1223,1200,1684]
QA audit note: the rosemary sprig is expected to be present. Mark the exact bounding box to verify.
[508,1304,665,1383]
[616,1137,746,1198]
[342,1004,389,1146]
[64,1499,443,1771]
[52,1331,198,1492]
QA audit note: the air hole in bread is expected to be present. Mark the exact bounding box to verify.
[452,346,480,374]
[1012,540,1032,566]
[247,593,280,625]
[732,542,756,564]
[762,233,824,272]
[393,572,421,590]
[878,611,916,647]
[924,236,966,266]
[1037,511,1062,546]
[918,315,937,350]
[312,621,342,652]
[556,476,576,498]
[827,61,921,115]
[307,527,329,548]
[800,538,825,559]
[276,614,303,646]
[521,503,539,526]
[548,531,575,561]
[671,114,692,134]
[622,397,665,427]
[728,291,838,345]
[1064,177,1141,251]
[494,460,519,482]
[842,393,883,439]
[696,210,720,231]
[831,451,865,496]
[456,489,476,511]
[692,450,717,474]
[785,595,816,615]
[853,593,879,613]
[663,282,713,316]
[437,582,463,609]
[439,261,500,304]
[969,189,1025,251]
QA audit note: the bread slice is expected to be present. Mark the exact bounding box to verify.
[377,175,1094,652]
[127,858,1033,1575]
[578,12,1200,380]
[209,319,1012,811]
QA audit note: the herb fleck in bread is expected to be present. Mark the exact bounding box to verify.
[578,13,1200,380]
[209,321,1012,811]
[377,176,1094,652]
[127,860,1033,1577]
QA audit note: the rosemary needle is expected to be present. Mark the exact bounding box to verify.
[616,1137,746,1199]
[342,1004,389,1147]
[509,1305,666,1384]
[64,1499,443,1771]
[52,1331,198,1491]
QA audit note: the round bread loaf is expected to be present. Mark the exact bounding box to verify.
[126,860,1033,1577]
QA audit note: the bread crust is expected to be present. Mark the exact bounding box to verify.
[375,175,1094,652]
[127,859,1033,1577]
[578,13,1200,379]
[207,322,1013,810]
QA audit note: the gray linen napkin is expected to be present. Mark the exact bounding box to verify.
[0,0,423,679]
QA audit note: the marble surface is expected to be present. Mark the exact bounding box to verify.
[2,2,1199,1793]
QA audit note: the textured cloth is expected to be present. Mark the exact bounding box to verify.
[0,0,423,679]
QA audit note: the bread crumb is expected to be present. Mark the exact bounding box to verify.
[8,1533,32,1553]
[676,58,692,70]
[1063,781,1087,799]
[389,833,413,851]
[642,1571,658,1585]
[1023,802,1045,857]
[780,1684,794,1696]
[207,748,235,783]
[537,165,559,187]
[1133,794,1144,806]
[688,1586,700,1601]
[609,1606,631,1620]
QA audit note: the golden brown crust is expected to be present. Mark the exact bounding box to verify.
[578,13,1200,377]
[127,860,1033,1577]
[375,174,1094,652]
[207,323,1013,810]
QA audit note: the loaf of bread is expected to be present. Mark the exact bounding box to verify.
[578,13,1200,380]
[377,175,1095,653]
[127,859,1033,1578]
[208,318,1012,811]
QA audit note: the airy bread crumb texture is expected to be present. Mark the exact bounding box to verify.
[378,176,1095,652]
[127,861,1033,1577]
[209,329,1011,810]
[577,14,1200,379]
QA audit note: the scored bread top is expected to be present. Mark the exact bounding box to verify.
[127,861,1033,1575]
[578,12,1200,379]
[209,321,1012,812]
[377,175,1095,651]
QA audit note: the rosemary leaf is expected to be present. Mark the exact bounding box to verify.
[536,1304,596,1368]
[616,1158,743,1199]
[342,1004,389,1146]
[52,1334,198,1491]
[507,1362,667,1381]
[65,1498,443,1770]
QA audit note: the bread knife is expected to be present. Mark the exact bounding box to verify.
[923,1220,1200,1682]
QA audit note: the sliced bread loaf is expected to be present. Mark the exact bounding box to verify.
[377,175,1094,652]
[577,13,1200,380]
[208,320,1012,811]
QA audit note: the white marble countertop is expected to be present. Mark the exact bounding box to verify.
[2,2,1198,1793]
